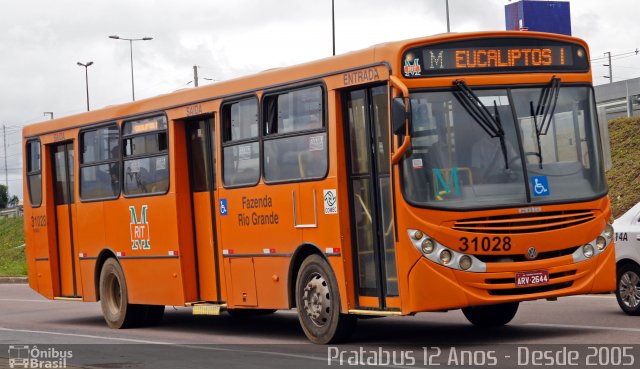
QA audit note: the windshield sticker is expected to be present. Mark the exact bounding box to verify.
[156,156,166,170]
[403,52,422,77]
[531,176,550,197]
[238,144,252,161]
[309,135,324,151]
[412,158,424,169]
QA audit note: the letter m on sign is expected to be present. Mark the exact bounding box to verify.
[129,205,151,250]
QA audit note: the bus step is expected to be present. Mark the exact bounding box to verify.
[53,297,82,301]
[192,303,227,316]
[348,309,403,316]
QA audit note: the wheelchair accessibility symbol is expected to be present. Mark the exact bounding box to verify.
[531,176,550,197]
[220,199,228,216]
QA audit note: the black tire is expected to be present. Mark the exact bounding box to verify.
[295,254,356,344]
[616,263,640,316]
[227,309,277,317]
[462,302,519,327]
[99,258,146,328]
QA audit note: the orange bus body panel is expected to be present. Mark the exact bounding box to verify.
[21,31,613,322]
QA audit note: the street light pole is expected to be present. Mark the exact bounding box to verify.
[77,61,93,111]
[445,0,450,32]
[109,35,153,101]
[332,0,336,56]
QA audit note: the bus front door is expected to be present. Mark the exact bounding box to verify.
[51,142,80,298]
[343,85,398,310]
[185,117,221,302]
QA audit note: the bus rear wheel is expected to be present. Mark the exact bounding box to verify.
[295,255,356,344]
[462,302,519,327]
[99,258,161,328]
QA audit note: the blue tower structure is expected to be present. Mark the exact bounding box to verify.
[505,0,572,36]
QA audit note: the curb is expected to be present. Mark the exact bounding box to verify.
[0,277,28,284]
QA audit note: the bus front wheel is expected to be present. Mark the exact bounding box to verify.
[295,255,356,344]
[462,302,519,327]
[99,258,162,328]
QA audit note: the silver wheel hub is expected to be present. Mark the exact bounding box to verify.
[620,271,640,308]
[303,272,331,327]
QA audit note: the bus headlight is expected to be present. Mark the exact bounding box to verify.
[408,229,486,272]
[440,250,452,264]
[572,224,614,263]
[421,239,435,254]
[603,224,614,239]
[459,255,472,270]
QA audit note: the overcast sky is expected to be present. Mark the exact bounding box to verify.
[1,0,639,199]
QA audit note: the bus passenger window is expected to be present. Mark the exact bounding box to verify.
[222,97,260,187]
[262,86,327,182]
[26,140,42,207]
[80,124,120,200]
[121,116,169,196]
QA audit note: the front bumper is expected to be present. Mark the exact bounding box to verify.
[406,244,615,313]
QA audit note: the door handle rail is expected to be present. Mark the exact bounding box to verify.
[292,190,318,229]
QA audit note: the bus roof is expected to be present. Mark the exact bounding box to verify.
[23,30,587,138]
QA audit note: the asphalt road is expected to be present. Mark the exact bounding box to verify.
[1,284,639,368]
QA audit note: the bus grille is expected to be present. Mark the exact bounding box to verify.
[453,210,596,234]
[473,246,580,263]
[488,282,573,296]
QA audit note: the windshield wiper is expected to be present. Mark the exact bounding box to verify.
[453,79,510,169]
[529,77,561,169]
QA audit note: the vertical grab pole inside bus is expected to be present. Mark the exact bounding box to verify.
[390,75,412,164]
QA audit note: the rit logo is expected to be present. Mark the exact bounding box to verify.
[129,205,151,250]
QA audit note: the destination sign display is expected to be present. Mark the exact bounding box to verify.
[402,38,589,77]
[124,115,168,135]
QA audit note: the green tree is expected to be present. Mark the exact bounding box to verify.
[0,184,7,209]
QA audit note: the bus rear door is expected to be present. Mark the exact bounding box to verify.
[50,141,81,298]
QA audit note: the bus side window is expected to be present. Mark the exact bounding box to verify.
[262,85,327,183]
[26,139,42,207]
[121,116,169,196]
[79,124,120,200]
[221,97,260,187]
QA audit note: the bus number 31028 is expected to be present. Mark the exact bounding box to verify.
[459,236,512,252]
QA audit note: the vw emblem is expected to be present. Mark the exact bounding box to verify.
[526,247,538,260]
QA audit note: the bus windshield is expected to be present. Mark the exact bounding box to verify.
[402,85,607,209]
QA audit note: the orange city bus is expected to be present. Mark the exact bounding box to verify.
[23,31,615,344]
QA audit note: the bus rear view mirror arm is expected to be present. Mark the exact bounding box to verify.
[390,76,412,165]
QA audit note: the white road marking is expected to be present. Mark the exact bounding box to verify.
[0,327,171,344]
[526,323,640,333]
[0,326,422,368]
[0,299,52,303]
[563,295,616,299]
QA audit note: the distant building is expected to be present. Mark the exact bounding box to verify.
[505,0,572,36]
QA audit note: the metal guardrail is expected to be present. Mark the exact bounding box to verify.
[0,206,23,218]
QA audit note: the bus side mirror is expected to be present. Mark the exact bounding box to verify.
[391,97,411,135]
